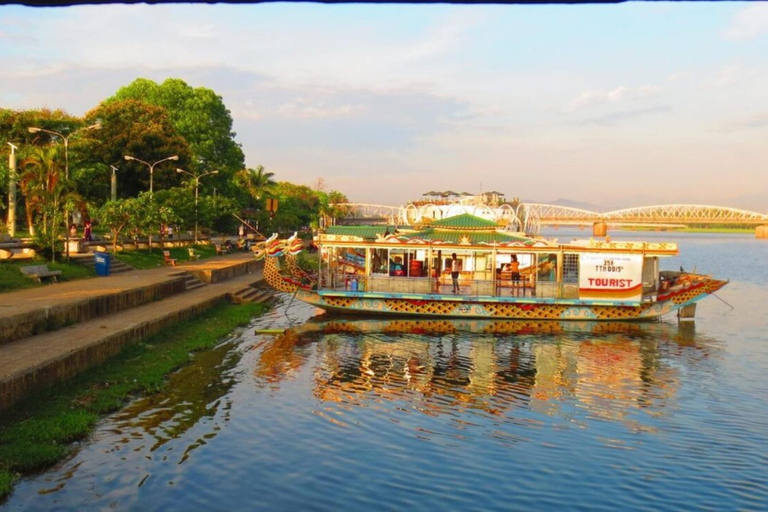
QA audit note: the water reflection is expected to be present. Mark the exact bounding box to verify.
[255,317,717,428]
[107,336,243,464]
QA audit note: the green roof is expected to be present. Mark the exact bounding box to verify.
[427,213,501,230]
[324,226,396,240]
[402,229,537,245]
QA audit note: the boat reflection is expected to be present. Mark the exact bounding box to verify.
[255,316,716,425]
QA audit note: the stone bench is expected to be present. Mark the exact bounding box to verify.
[0,248,36,260]
[20,264,62,283]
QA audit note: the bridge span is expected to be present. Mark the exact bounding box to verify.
[332,202,768,230]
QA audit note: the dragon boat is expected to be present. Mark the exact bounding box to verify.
[254,214,727,321]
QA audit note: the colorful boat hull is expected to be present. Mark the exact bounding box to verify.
[263,255,727,321]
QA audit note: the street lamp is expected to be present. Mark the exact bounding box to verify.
[28,122,101,258]
[109,165,118,201]
[123,154,179,194]
[7,143,18,237]
[176,168,219,244]
[28,122,101,179]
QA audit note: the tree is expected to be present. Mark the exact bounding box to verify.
[96,198,136,253]
[96,193,177,253]
[81,99,192,201]
[235,165,276,204]
[155,186,237,238]
[318,190,350,229]
[0,108,82,229]
[105,78,245,195]
[19,146,80,260]
[262,181,324,234]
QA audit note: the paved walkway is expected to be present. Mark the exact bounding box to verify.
[0,251,254,321]
[0,252,265,408]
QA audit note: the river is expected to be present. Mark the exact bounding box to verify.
[3,230,768,511]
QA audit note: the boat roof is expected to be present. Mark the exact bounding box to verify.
[320,215,678,255]
[322,214,553,247]
[324,225,398,241]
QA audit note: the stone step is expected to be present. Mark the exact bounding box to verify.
[70,254,134,274]
[228,286,275,304]
[170,271,207,292]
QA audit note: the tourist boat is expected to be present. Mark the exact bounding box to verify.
[255,214,728,321]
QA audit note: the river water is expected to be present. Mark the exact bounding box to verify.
[3,230,768,511]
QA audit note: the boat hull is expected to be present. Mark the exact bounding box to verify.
[292,288,707,321]
[259,246,727,322]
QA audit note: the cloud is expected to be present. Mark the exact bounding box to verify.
[577,106,672,127]
[564,86,662,113]
[721,4,768,41]
[275,100,366,120]
[720,112,768,131]
[713,63,765,88]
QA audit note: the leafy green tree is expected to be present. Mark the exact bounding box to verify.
[81,99,192,201]
[106,78,245,196]
[0,108,83,228]
[97,193,177,252]
[155,187,237,238]
[19,146,81,260]
[317,190,350,229]
[235,165,275,204]
[95,198,136,253]
[261,181,324,234]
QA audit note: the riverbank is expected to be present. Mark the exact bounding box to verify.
[0,300,266,500]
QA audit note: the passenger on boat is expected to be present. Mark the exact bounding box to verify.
[389,259,405,276]
[451,253,460,293]
[509,255,521,282]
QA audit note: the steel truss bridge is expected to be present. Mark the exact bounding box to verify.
[332,203,768,230]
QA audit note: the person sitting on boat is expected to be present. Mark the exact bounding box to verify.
[510,255,521,282]
[451,253,460,293]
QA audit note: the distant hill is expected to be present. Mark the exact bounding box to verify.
[522,198,605,212]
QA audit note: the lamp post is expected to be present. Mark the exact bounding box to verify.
[109,165,118,201]
[123,154,179,194]
[7,143,18,237]
[176,168,219,244]
[28,123,101,180]
[28,123,101,258]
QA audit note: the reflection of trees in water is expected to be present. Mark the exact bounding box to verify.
[254,319,721,426]
[109,341,241,463]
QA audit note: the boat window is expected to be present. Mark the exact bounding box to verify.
[563,253,579,284]
[339,248,365,275]
[537,253,557,282]
[371,248,388,275]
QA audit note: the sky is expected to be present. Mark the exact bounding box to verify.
[1,2,767,212]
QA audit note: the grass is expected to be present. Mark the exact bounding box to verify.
[114,244,219,269]
[0,300,267,499]
[0,259,95,293]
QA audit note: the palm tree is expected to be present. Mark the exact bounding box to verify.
[318,190,349,229]
[20,146,81,260]
[20,146,63,236]
[235,165,276,202]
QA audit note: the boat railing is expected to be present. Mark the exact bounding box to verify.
[319,271,561,298]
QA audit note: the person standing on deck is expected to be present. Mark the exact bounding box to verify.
[510,254,521,282]
[451,253,460,293]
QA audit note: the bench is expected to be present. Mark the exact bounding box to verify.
[0,248,36,260]
[188,248,200,261]
[20,264,62,283]
[215,243,226,256]
[163,250,177,267]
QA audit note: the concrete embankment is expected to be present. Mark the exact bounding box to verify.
[0,254,266,410]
